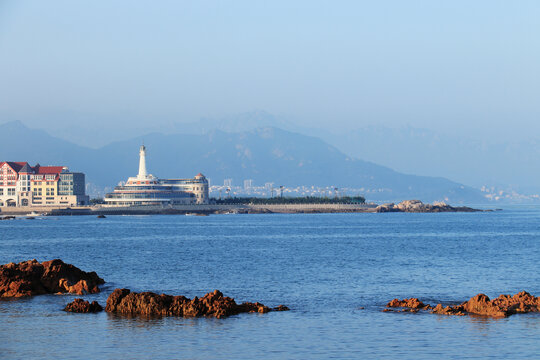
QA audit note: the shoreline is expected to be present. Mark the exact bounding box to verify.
[0,200,490,217]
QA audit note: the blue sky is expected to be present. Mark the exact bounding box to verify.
[0,0,539,140]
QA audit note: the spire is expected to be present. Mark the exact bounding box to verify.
[137,145,148,179]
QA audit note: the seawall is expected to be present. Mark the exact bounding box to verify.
[0,203,377,216]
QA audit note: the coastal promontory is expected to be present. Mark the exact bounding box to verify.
[375,200,482,213]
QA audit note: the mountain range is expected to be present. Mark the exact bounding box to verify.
[321,126,540,195]
[0,120,486,203]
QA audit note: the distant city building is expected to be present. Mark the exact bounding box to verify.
[244,179,253,190]
[0,162,89,207]
[224,178,233,188]
[104,146,209,206]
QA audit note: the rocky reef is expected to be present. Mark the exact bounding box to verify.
[105,288,289,318]
[0,259,104,297]
[64,298,103,313]
[375,200,482,213]
[385,291,539,318]
[384,297,433,312]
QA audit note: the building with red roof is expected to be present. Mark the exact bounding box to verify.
[0,161,88,207]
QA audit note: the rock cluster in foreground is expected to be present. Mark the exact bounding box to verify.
[375,200,481,213]
[106,288,289,318]
[0,259,104,297]
[385,291,539,318]
[64,298,103,313]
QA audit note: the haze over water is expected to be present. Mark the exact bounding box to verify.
[1,209,539,359]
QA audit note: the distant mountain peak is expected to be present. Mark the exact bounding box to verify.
[173,110,294,135]
[0,120,27,130]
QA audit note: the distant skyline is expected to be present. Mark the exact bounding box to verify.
[1,1,539,143]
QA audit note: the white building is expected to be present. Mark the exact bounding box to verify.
[104,145,209,206]
[244,179,253,190]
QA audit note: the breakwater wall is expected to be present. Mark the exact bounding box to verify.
[0,203,377,216]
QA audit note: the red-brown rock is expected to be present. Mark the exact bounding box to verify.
[64,298,103,313]
[384,291,540,318]
[433,291,540,318]
[431,303,466,316]
[105,288,290,319]
[0,259,104,298]
[386,297,431,310]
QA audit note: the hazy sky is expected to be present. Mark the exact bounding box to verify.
[0,0,539,141]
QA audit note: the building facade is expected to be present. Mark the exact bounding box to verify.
[0,162,89,207]
[104,145,209,206]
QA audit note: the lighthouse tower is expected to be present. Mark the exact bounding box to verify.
[137,145,149,180]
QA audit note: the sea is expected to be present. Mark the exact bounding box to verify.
[0,208,539,359]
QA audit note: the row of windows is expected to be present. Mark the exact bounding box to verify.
[106,200,194,206]
[32,188,57,195]
[0,188,16,196]
[106,192,194,200]
[31,175,57,181]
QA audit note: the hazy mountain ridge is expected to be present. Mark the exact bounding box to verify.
[171,113,540,196]
[322,125,540,194]
[166,112,540,197]
[0,121,486,203]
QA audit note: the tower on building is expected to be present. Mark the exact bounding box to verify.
[137,145,148,179]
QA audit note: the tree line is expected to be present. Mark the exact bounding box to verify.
[212,196,366,205]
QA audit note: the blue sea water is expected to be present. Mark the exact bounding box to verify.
[0,209,539,359]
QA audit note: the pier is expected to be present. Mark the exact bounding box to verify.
[0,203,378,216]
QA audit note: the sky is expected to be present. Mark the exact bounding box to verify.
[0,0,539,143]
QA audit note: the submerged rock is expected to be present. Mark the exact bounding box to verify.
[105,288,289,318]
[384,291,540,318]
[0,259,105,298]
[64,298,103,313]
